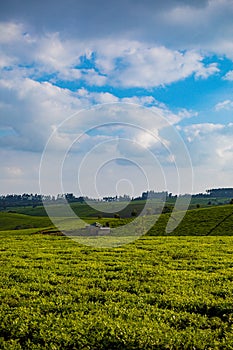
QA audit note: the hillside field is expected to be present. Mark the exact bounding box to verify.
[5,196,232,218]
[1,204,233,236]
[0,212,53,231]
[1,205,233,348]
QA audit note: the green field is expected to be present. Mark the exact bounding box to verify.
[1,205,233,349]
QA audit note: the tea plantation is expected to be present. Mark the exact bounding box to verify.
[1,205,233,349]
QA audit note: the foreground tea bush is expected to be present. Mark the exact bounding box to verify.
[1,230,233,349]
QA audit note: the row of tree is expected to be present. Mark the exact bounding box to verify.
[1,188,233,209]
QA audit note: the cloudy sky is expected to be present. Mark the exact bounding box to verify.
[0,0,233,197]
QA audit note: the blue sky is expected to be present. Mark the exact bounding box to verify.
[0,0,233,196]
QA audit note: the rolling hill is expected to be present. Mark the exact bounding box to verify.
[1,204,233,236]
[0,212,53,231]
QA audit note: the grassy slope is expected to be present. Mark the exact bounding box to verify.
[9,201,156,218]
[0,212,53,231]
[96,205,233,236]
[148,204,233,236]
[7,196,232,217]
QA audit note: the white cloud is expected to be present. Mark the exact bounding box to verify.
[0,65,195,155]
[93,43,219,88]
[0,149,41,194]
[182,122,233,166]
[183,123,224,142]
[0,22,219,89]
[0,22,23,44]
[0,53,15,69]
[0,77,85,152]
[180,122,233,191]
[223,70,233,81]
[215,100,233,111]
[91,92,119,104]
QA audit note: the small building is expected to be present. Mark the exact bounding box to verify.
[87,222,111,236]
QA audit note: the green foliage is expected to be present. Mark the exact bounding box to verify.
[162,205,172,213]
[131,209,137,217]
[1,229,233,348]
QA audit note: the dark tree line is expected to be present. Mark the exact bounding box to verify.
[1,188,233,209]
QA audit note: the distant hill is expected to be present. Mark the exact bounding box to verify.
[2,196,232,219]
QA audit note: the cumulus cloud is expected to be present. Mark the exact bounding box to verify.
[182,123,233,167]
[94,43,219,87]
[0,1,233,195]
[0,77,84,152]
[0,21,219,92]
[0,61,197,154]
[178,122,233,191]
